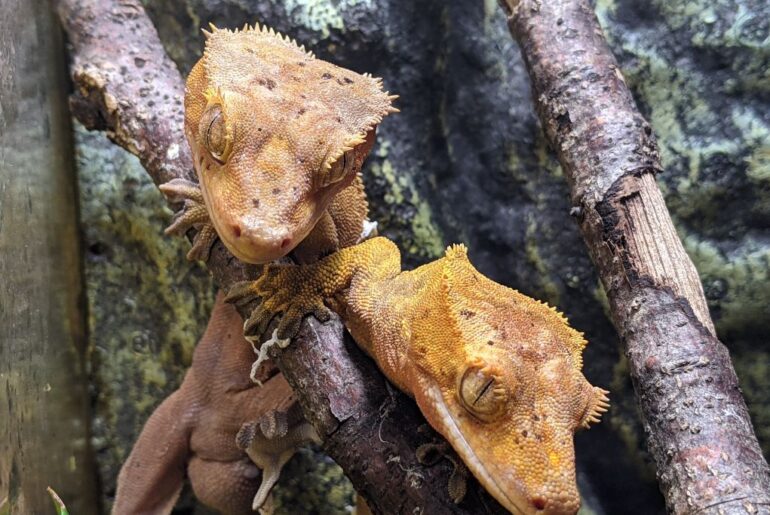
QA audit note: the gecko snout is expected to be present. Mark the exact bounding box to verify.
[226,221,294,263]
[528,492,580,515]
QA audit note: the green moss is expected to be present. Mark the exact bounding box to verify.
[271,448,355,514]
[368,140,445,261]
[524,215,561,305]
[683,235,770,339]
[74,123,215,507]
[409,200,445,259]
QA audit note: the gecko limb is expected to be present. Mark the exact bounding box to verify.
[159,178,218,261]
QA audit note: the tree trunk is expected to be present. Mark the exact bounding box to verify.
[498,0,770,512]
[0,0,100,512]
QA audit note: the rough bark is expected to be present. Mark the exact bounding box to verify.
[55,0,505,512]
[498,0,770,513]
[0,0,100,512]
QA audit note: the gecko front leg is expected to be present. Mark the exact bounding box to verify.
[225,236,399,343]
[159,178,218,261]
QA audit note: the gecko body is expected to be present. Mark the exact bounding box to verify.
[164,24,608,515]
[228,237,609,515]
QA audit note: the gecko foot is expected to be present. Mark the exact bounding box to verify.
[236,410,321,512]
[159,178,218,261]
[225,265,332,341]
[416,441,469,504]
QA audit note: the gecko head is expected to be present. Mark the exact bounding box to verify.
[409,245,609,515]
[183,24,396,264]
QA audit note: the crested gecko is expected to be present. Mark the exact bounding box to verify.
[163,23,609,515]
[132,23,396,513]
[160,23,396,265]
[225,237,609,515]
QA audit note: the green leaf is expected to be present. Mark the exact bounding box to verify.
[46,487,69,515]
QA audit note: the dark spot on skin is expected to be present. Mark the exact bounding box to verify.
[532,497,547,511]
[291,76,301,82]
[297,61,306,67]
[459,309,475,319]
[322,72,332,79]
[298,108,307,116]
[259,78,277,90]
[344,77,354,84]
[487,340,495,346]
[252,198,260,209]
[134,57,146,68]
[232,224,242,238]
[336,117,342,123]
[521,430,528,437]
[532,414,540,421]
[272,188,281,195]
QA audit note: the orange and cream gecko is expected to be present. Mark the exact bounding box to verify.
[226,237,609,515]
[160,23,396,265]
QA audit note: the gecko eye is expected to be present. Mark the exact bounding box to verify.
[200,104,233,164]
[458,361,509,422]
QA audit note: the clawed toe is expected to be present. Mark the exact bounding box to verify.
[160,178,218,262]
[225,281,261,306]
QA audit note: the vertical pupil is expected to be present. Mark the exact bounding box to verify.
[207,110,225,154]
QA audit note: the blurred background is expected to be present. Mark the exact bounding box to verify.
[1,0,768,513]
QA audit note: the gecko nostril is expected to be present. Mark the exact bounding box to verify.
[280,237,292,249]
[232,224,242,238]
[532,497,546,511]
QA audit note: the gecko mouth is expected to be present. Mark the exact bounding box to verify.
[423,382,533,515]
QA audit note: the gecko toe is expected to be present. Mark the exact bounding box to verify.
[225,281,259,305]
[311,303,331,323]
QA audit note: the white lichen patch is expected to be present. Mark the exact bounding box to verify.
[282,0,375,39]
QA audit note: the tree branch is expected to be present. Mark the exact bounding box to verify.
[55,0,504,512]
[498,0,770,513]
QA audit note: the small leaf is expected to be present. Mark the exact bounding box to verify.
[46,487,69,515]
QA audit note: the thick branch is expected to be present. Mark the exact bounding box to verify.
[499,0,770,513]
[56,0,504,513]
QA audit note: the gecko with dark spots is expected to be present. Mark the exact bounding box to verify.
[226,237,609,515]
[161,22,609,515]
[160,23,396,265]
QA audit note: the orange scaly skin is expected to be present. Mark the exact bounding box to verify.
[114,294,318,514]
[162,23,395,264]
[228,237,610,515]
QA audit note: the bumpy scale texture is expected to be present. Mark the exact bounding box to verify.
[178,24,396,264]
[113,295,316,513]
[234,236,610,515]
